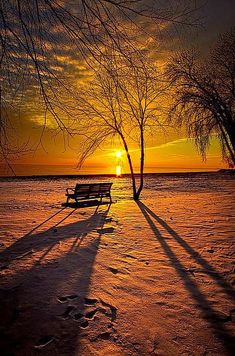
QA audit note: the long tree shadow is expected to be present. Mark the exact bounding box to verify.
[0,204,112,355]
[138,202,235,301]
[137,201,234,355]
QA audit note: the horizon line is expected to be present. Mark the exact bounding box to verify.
[0,169,233,180]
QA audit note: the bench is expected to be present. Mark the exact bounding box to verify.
[64,182,113,206]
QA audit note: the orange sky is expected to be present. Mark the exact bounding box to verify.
[0,134,225,176]
[1,1,234,176]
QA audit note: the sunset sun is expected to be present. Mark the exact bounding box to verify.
[115,151,122,158]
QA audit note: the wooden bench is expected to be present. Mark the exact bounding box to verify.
[64,182,113,207]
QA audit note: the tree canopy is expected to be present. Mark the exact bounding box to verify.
[167,28,235,167]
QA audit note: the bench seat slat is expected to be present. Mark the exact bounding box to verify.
[65,182,112,205]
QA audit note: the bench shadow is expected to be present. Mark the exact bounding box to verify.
[137,201,235,355]
[0,204,112,355]
[0,206,100,263]
[22,206,68,237]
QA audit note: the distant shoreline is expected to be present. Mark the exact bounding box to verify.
[0,169,234,181]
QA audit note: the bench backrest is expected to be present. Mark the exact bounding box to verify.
[74,183,112,198]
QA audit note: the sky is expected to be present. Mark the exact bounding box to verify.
[1,0,235,176]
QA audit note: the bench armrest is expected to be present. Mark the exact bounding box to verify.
[66,187,75,194]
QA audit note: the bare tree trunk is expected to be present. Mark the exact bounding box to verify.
[119,132,137,199]
[135,126,144,200]
[217,106,235,154]
[225,122,235,152]
[218,120,235,166]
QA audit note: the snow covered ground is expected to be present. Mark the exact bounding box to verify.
[0,172,234,355]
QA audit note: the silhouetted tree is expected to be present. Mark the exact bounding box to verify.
[0,0,200,167]
[167,28,235,166]
[76,46,165,200]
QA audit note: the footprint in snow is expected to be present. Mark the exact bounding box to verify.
[80,319,89,328]
[85,308,99,319]
[73,312,83,320]
[57,294,78,303]
[34,336,54,349]
[97,227,115,234]
[84,297,98,306]
[96,331,112,340]
[57,295,117,334]
[108,267,119,274]
[125,254,137,260]
[59,305,75,320]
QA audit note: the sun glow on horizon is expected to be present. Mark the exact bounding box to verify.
[116,165,121,176]
[115,150,122,176]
